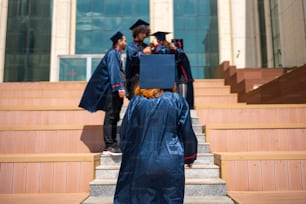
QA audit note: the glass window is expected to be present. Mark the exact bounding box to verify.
[92,58,102,73]
[269,0,282,67]
[59,58,87,81]
[174,0,219,79]
[4,0,52,82]
[76,0,149,54]
[258,0,268,67]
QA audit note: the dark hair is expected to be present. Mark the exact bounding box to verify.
[132,26,150,38]
[112,36,122,46]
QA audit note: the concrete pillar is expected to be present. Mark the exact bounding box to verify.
[218,0,259,68]
[50,0,73,81]
[150,0,173,41]
[217,0,234,65]
[278,0,306,67]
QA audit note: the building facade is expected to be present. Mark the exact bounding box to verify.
[0,0,305,82]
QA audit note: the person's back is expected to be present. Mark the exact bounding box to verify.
[114,54,197,204]
[123,91,187,158]
[115,91,197,204]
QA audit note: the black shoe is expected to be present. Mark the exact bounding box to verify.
[103,146,122,156]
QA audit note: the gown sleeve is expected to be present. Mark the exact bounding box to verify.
[127,43,142,60]
[177,96,198,164]
[119,97,138,153]
[175,48,194,82]
[107,51,125,92]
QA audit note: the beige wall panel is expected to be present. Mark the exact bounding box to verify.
[50,0,73,81]
[279,0,306,67]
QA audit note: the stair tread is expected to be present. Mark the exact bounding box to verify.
[83,197,233,204]
[84,195,233,201]
[90,178,226,185]
[101,152,213,157]
[96,164,219,169]
[184,195,234,201]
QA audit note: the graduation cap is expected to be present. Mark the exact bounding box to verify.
[110,29,124,44]
[151,31,171,41]
[171,38,184,49]
[139,55,175,89]
[129,19,150,30]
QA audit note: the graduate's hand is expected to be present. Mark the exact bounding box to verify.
[186,163,193,168]
[170,43,177,50]
[149,42,155,48]
[143,46,152,54]
[118,89,125,98]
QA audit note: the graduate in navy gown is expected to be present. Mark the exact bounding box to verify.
[150,31,173,54]
[172,38,195,109]
[125,19,151,100]
[114,55,198,204]
[150,31,180,87]
[79,30,126,155]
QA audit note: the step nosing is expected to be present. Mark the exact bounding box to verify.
[90,178,226,185]
[97,164,219,169]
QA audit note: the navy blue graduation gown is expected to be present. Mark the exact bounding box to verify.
[125,41,148,99]
[175,48,194,109]
[79,48,125,112]
[153,44,172,54]
[114,92,198,204]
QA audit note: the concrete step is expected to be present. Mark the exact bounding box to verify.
[198,142,210,153]
[195,86,231,95]
[0,128,205,154]
[0,108,103,126]
[191,116,200,125]
[95,164,220,180]
[100,153,214,166]
[0,81,87,90]
[215,151,306,191]
[196,133,206,143]
[183,196,234,204]
[0,105,201,127]
[185,178,228,196]
[0,96,82,106]
[193,79,225,87]
[195,94,238,104]
[205,123,306,152]
[0,126,104,154]
[120,108,201,126]
[83,195,234,204]
[0,89,84,97]
[88,178,228,197]
[0,95,129,107]
[192,124,203,134]
[196,104,306,125]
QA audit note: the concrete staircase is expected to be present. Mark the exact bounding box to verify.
[82,108,234,204]
[0,79,234,202]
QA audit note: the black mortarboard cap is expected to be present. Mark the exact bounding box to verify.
[151,31,171,41]
[140,55,175,89]
[129,19,150,30]
[110,29,123,43]
[171,38,184,49]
